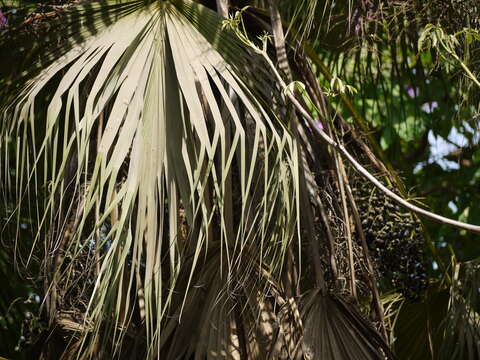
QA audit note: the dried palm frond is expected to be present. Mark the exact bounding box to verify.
[1,0,301,356]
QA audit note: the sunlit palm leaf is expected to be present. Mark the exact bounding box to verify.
[1,0,301,356]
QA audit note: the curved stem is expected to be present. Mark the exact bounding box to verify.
[344,179,388,341]
[332,135,357,300]
[262,52,480,235]
[299,48,449,274]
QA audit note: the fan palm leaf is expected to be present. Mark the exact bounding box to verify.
[301,289,394,360]
[1,0,301,356]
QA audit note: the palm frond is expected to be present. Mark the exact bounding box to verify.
[440,257,480,360]
[387,256,480,360]
[1,0,301,356]
[301,289,395,360]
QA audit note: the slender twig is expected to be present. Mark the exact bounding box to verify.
[334,149,357,300]
[260,51,480,235]
[344,176,388,341]
[324,110,357,298]
[302,53,449,278]
[267,0,325,290]
[314,194,339,283]
[302,44,404,189]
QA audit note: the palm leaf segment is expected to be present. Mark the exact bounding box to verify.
[1,0,300,356]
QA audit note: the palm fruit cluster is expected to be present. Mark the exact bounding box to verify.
[352,180,428,301]
[15,310,39,352]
